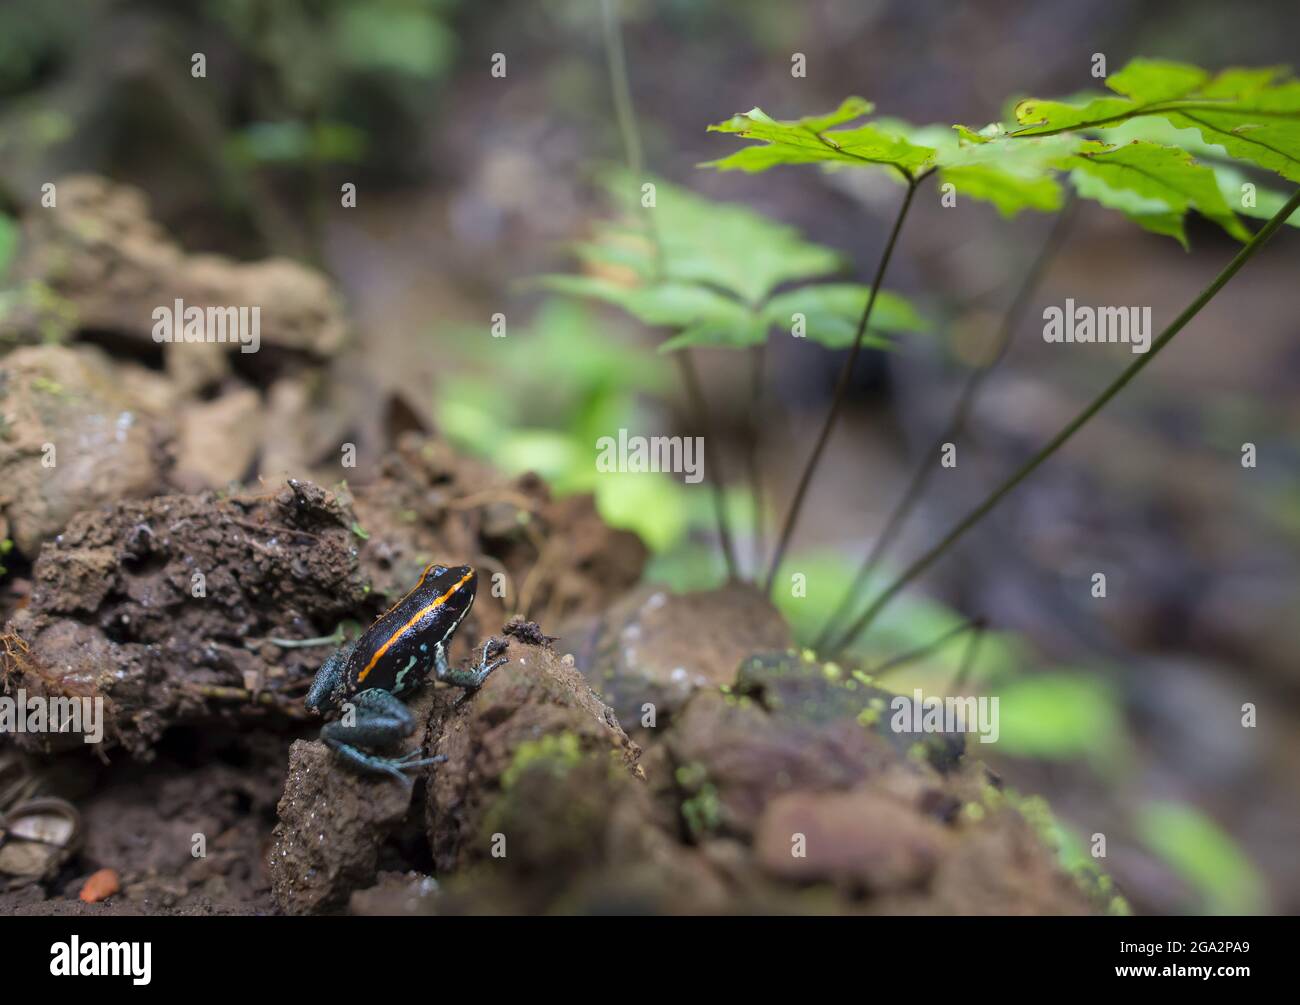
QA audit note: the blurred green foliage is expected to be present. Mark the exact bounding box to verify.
[0,0,82,95]
[535,171,927,352]
[433,298,699,551]
[210,0,459,174]
[227,120,368,167]
[1137,802,1268,914]
[993,672,1127,771]
[0,214,17,277]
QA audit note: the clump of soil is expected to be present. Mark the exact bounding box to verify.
[346,434,648,636]
[269,685,441,916]
[3,479,366,757]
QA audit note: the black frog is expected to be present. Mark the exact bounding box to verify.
[304,563,507,783]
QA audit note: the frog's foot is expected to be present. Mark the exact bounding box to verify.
[438,638,509,691]
[323,740,443,786]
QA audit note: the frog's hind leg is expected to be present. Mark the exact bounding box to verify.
[320,688,444,785]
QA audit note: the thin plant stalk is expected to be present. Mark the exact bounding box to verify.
[835,186,1300,649]
[949,621,986,695]
[601,0,737,579]
[745,342,768,576]
[675,351,740,579]
[865,616,985,680]
[818,194,1078,655]
[763,172,929,595]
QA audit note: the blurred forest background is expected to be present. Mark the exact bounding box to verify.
[1,0,1297,915]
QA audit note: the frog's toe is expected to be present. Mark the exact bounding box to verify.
[394,750,446,765]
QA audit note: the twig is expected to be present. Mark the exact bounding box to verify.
[445,488,542,512]
[184,684,312,720]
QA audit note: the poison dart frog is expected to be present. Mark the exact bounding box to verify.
[305,563,508,783]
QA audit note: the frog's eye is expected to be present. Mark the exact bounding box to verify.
[426,563,448,577]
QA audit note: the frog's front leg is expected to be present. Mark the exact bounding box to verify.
[304,640,357,714]
[320,688,444,785]
[435,638,509,690]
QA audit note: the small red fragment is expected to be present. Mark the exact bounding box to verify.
[78,868,120,903]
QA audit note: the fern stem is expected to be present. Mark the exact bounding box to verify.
[675,352,740,579]
[866,616,985,680]
[602,0,735,578]
[746,343,768,576]
[763,174,926,595]
[834,185,1300,649]
[600,0,643,178]
[949,619,986,695]
[819,194,1077,656]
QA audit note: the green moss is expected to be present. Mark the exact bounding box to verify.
[681,783,723,838]
[501,731,583,790]
[675,760,723,838]
[30,375,64,395]
[674,761,708,789]
[1001,787,1132,916]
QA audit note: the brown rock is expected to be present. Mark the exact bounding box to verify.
[173,387,263,489]
[0,344,172,556]
[754,788,951,892]
[424,636,643,878]
[13,175,348,357]
[269,721,425,915]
